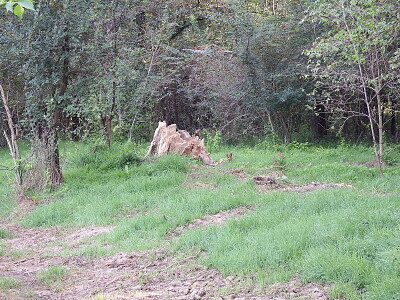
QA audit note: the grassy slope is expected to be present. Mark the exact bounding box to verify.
[3,141,400,299]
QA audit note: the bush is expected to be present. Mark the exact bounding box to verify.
[203,127,222,153]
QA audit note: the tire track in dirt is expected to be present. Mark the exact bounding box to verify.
[1,203,330,299]
[169,205,254,238]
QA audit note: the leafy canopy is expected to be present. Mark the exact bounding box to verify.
[0,0,34,17]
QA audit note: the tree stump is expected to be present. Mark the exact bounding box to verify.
[146,121,222,166]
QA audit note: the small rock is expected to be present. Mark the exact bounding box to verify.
[198,289,206,297]
[132,285,142,290]
[180,287,190,295]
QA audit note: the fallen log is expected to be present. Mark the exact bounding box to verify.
[146,121,222,166]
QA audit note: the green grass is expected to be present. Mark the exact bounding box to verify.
[0,141,32,217]
[0,240,5,256]
[1,141,400,299]
[0,276,20,290]
[36,265,68,286]
[0,229,12,239]
[0,146,16,218]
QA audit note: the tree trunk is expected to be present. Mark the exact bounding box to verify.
[146,121,222,166]
[376,88,384,176]
[46,128,63,187]
[45,27,69,188]
[266,110,275,136]
[105,114,113,148]
[0,84,24,197]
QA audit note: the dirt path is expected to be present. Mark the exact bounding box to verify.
[0,205,331,300]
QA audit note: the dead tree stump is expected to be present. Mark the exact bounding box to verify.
[146,121,222,166]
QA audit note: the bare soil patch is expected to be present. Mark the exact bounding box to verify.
[253,174,292,190]
[269,277,331,300]
[345,158,386,167]
[2,248,331,299]
[65,226,115,246]
[282,182,353,192]
[219,168,247,181]
[185,181,218,190]
[254,173,352,193]
[169,206,254,238]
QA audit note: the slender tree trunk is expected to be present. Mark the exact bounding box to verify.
[390,100,396,138]
[0,84,24,197]
[105,114,113,148]
[266,110,275,135]
[376,87,384,176]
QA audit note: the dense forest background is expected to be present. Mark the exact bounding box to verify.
[1,0,399,188]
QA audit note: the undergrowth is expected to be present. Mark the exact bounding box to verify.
[1,140,399,299]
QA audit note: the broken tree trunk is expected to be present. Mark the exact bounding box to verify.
[146,121,222,166]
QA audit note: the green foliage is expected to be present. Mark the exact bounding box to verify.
[1,0,34,17]
[383,144,400,166]
[304,0,400,152]
[286,141,311,151]
[255,137,310,152]
[254,130,282,150]
[204,128,222,153]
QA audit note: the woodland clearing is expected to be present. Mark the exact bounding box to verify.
[0,141,399,299]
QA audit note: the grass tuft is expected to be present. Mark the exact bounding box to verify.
[0,277,20,290]
[36,265,68,286]
[0,229,12,239]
